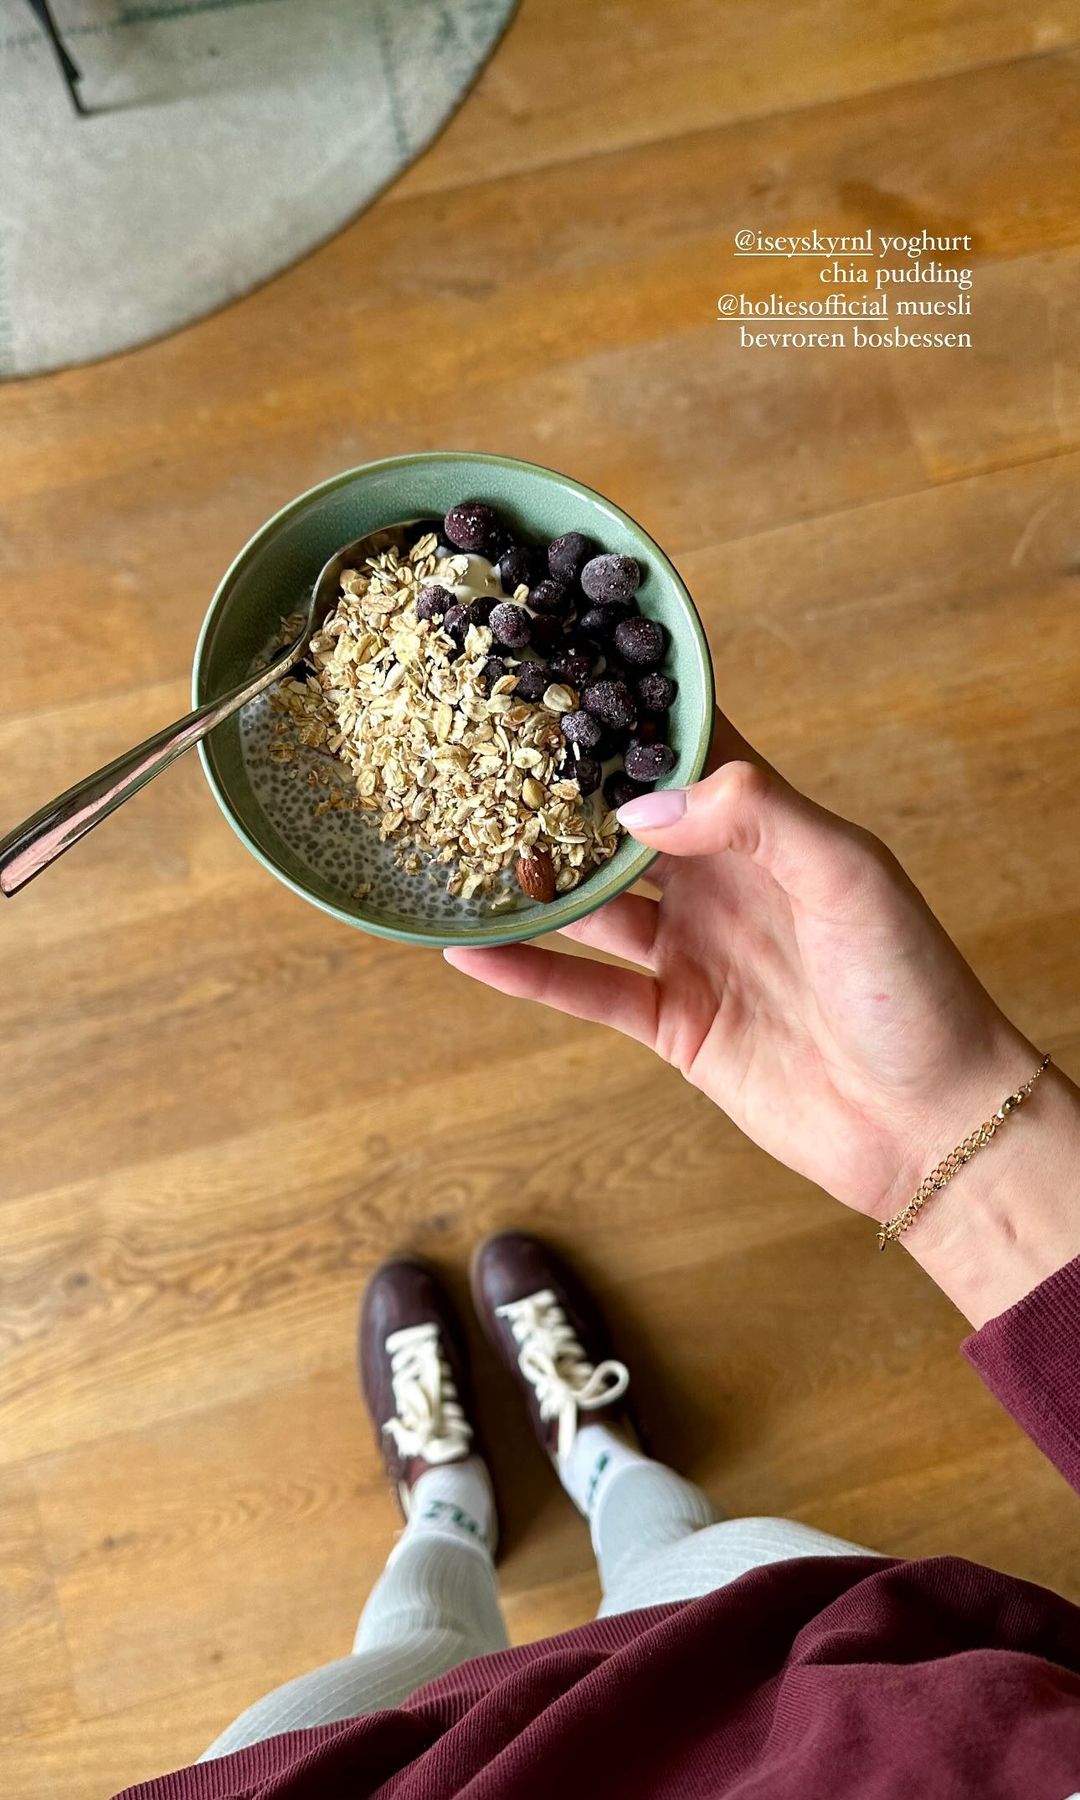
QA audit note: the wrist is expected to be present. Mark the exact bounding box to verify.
[896,1056,1080,1328]
[872,1014,1036,1222]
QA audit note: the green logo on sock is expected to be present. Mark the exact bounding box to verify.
[586,1451,610,1514]
[419,1498,481,1537]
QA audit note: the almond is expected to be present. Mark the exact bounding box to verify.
[515,847,556,903]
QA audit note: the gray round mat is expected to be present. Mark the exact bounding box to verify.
[0,0,515,378]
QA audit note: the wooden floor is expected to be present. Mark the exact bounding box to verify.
[4,2,1080,1792]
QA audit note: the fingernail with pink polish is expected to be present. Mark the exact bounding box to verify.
[616,788,688,830]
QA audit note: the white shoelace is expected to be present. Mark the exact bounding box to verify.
[495,1287,630,1464]
[382,1322,472,1465]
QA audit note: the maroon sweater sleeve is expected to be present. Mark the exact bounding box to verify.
[963,1251,1080,1494]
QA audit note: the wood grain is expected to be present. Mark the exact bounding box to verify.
[2,4,1080,1796]
[392,0,1080,196]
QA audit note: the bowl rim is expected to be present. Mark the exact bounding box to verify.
[193,450,715,948]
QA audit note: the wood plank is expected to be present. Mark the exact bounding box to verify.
[0,1056,748,1461]
[393,0,1080,196]
[0,1471,75,1741]
[889,247,1080,476]
[5,1675,257,1800]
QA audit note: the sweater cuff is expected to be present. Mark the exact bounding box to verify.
[963,1252,1080,1494]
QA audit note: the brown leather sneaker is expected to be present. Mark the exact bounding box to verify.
[471,1232,637,1469]
[359,1257,486,1522]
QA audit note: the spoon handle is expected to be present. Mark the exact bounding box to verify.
[0,651,299,897]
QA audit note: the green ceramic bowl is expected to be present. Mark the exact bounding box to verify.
[194,452,714,947]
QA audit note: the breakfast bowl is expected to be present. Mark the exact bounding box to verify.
[193,451,714,948]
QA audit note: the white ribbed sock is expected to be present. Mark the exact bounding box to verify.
[393,1456,496,1559]
[559,1423,647,1525]
[591,1460,720,1594]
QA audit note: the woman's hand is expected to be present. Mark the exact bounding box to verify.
[445,720,1034,1227]
[447,714,1080,1324]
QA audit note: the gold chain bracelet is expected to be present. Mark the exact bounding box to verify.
[877,1053,1052,1250]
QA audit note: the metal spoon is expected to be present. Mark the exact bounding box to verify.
[0,528,392,897]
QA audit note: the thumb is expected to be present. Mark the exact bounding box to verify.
[616,760,874,909]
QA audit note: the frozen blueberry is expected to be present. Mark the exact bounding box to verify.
[582,677,637,732]
[442,602,470,643]
[465,595,496,629]
[527,612,560,653]
[579,601,633,642]
[489,602,533,649]
[485,522,516,562]
[443,500,501,554]
[480,656,509,690]
[604,771,645,809]
[634,714,665,745]
[561,708,603,751]
[416,583,455,621]
[581,553,642,603]
[625,740,676,783]
[527,578,572,617]
[561,753,603,797]
[578,755,605,797]
[512,662,550,702]
[498,544,536,593]
[550,645,595,689]
[547,532,596,585]
[614,616,665,667]
[637,671,677,713]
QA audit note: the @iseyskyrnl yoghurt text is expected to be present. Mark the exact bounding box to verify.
[733,230,973,260]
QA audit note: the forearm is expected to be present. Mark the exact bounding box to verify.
[898,1046,1080,1329]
